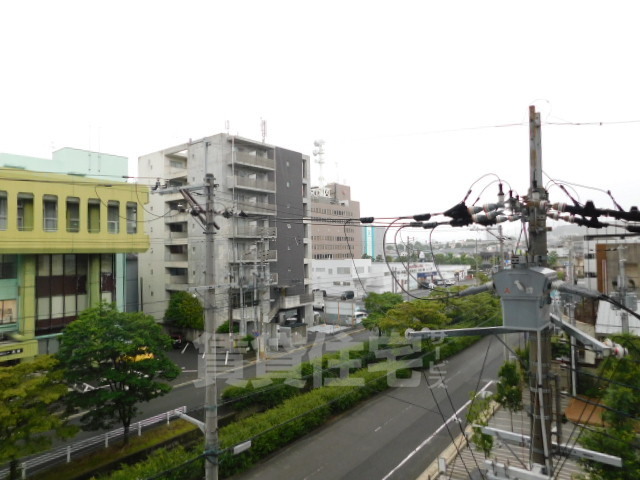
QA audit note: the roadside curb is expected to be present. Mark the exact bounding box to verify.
[417,401,500,479]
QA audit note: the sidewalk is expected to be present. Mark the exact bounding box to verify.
[420,395,584,479]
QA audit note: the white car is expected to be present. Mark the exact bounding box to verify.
[352,311,368,323]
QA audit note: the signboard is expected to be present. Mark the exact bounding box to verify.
[0,348,23,357]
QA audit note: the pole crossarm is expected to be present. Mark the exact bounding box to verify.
[405,326,513,340]
[549,314,613,357]
[480,426,623,468]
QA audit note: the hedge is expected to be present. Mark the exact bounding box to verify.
[100,334,481,479]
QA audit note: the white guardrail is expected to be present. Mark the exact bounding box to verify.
[0,406,187,479]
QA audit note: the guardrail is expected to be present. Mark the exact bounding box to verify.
[0,406,187,479]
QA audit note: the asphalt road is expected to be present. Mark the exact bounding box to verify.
[227,333,520,480]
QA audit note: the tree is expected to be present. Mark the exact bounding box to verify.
[362,292,404,332]
[466,390,494,458]
[578,334,640,479]
[494,361,523,430]
[0,355,76,479]
[164,291,204,330]
[378,300,450,334]
[57,303,181,444]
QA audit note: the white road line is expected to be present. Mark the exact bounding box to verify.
[380,380,494,480]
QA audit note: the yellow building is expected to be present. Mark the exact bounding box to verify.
[0,168,149,364]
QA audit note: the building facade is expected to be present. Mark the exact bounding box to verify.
[137,134,313,340]
[0,161,149,363]
[310,183,362,260]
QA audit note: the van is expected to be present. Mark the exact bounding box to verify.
[341,290,355,300]
[352,311,368,324]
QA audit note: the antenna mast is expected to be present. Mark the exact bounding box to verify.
[313,139,326,187]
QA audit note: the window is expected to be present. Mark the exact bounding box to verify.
[108,201,119,233]
[126,203,137,233]
[88,199,100,233]
[17,193,34,231]
[43,195,58,231]
[66,197,80,232]
[0,191,6,230]
[337,267,350,274]
[0,255,17,279]
[0,299,17,325]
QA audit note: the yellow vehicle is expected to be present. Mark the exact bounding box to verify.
[120,346,154,363]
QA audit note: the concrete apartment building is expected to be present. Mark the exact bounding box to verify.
[310,183,362,260]
[137,134,313,339]
[0,149,149,363]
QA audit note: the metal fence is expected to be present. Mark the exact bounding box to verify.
[0,406,187,480]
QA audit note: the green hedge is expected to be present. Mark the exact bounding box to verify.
[218,362,410,477]
[101,335,480,479]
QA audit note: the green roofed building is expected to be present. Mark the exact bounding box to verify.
[0,148,149,364]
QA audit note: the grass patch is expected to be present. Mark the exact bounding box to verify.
[34,419,198,480]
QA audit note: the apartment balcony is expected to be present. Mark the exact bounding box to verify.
[240,201,277,216]
[234,226,277,238]
[165,212,190,224]
[227,152,275,171]
[166,275,188,288]
[228,176,275,193]
[230,250,277,263]
[231,307,258,322]
[278,293,314,310]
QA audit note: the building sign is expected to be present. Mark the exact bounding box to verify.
[364,226,375,257]
[0,348,23,357]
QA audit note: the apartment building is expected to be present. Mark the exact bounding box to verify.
[310,183,362,260]
[0,150,149,363]
[137,134,313,337]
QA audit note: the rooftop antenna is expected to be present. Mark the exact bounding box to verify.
[261,118,267,143]
[312,139,325,187]
[225,120,230,135]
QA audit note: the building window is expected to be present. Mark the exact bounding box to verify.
[17,193,34,231]
[43,195,58,232]
[0,299,17,325]
[66,197,80,232]
[0,255,17,279]
[0,191,7,230]
[108,201,120,234]
[126,203,137,234]
[337,267,350,275]
[88,199,100,233]
[35,254,89,335]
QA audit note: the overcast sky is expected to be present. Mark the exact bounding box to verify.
[2,1,639,242]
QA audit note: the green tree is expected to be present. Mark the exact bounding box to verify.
[362,292,404,332]
[578,335,640,479]
[57,303,181,444]
[466,390,494,458]
[0,355,76,479]
[164,290,204,330]
[495,361,523,430]
[378,300,450,334]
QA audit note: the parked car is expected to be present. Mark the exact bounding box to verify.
[352,310,368,324]
[444,279,455,286]
[341,290,355,300]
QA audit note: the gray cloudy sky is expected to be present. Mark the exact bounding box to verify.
[2,1,639,241]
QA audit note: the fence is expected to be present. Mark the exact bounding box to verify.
[0,406,187,479]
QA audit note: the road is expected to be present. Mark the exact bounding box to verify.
[228,333,519,480]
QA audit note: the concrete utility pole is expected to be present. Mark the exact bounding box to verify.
[527,105,554,474]
[618,245,629,334]
[204,173,219,480]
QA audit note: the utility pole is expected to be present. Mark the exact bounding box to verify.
[527,105,554,474]
[204,173,219,480]
[618,245,629,334]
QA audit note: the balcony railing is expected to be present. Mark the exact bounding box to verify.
[229,176,275,193]
[234,226,277,238]
[228,152,275,171]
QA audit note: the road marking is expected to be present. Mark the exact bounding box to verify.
[380,380,494,480]
[375,426,382,432]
